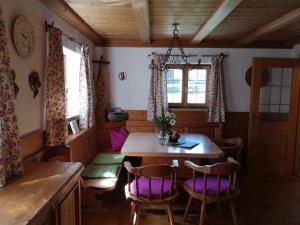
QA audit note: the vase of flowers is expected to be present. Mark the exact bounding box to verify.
[154,112,176,145]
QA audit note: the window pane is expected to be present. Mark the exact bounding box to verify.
[167,69,183,103]
[187,69,207,104]
[63,47,81,118]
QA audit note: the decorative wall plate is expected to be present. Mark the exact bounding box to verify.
[13,16,35,58]
[10,70,19,98]
[118,72,127,81]
[245,67,270,87]
[28,71,41,98]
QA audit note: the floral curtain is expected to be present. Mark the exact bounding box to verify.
[0,6,23,187]
[79,45,96,129]
[147,55,168,121]
[45,27,67,146]
[207,55,226,122]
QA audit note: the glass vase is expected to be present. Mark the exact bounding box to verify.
[158,131,169,145]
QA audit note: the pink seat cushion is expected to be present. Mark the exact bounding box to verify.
[184,176,230,196]
[110,128,129,152]
[130,177,172,199]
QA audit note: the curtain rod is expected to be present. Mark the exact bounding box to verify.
[45,21,83,46]
[202,53,228,57]
[148,52,197,57]
[148,52,228,57]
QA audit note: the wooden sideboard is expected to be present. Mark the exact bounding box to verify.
[0,161,84,225]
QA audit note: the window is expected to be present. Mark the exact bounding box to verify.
[167,65,210,107]
[63,47,81,118]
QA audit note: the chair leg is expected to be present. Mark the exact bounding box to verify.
[229,201,238,225]
[134,205,141,225]
[199,201,206,225]
[129,202,137,225]
[166,204,175,225]
[184,196,193,221]
[217,202,222,216]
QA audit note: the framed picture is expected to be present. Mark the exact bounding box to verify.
[69,120,79,134]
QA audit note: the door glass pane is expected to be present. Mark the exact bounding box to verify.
[167,69,183,103]
[259,67,292,121]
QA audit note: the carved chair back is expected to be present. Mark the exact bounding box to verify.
[213,137,243,161]
[185,159,240,200]
[124,161,178,201]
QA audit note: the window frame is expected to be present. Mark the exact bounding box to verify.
[167,64,211,108]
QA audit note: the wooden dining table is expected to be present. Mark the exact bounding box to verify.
[121,132,224,177]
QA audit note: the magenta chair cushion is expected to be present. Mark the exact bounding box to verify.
[184,176,229,196]
[130,177,172,199]
[110,128,129,152]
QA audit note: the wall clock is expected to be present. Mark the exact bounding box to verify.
[13,16,35,58]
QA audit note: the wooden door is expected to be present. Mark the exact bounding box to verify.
[248,58,300,176]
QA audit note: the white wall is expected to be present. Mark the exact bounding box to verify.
[1,0,96,135]
[103,47,292,112]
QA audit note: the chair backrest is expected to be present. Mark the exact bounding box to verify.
[186,159,240,198]
[124,161,178,200]
[213,137,243,160]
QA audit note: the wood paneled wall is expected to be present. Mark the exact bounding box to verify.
[125,110,223,139]
[294,105,300,176]
[20,129,45,161]
[97,121,126,151]
[19,112,249,163]
[66,126,99,164]
[223,112,249,140]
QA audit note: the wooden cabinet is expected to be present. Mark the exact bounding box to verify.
[0,162,84,225]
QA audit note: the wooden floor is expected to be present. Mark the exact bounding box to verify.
[82,173,300,225]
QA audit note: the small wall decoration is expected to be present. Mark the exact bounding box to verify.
[118,72,127,81]
[13,16,35,58]
[28,71,41,98]
[10,70,19,97]
[245,67,270,86]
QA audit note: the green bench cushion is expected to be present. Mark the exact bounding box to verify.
[81,164,120,179]
[92,153,125,165]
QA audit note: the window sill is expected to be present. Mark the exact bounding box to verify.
[65,128,88,145]
[169,107,208,112]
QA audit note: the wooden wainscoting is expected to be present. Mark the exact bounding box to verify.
[97,121,126,151]
[223,112,249,140]
[125,110,223,139]
[294,104,300,176]
[20,129,45,162]
[66,126,100,164]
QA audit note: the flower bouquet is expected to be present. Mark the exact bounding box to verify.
[154,112,177,145]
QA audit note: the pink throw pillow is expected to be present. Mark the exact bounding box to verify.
[110,128,129,152]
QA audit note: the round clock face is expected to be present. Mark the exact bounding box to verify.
[13,16,35,58]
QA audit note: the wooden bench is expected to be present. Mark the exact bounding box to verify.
[41,138,124,209]
[65,134,124,209]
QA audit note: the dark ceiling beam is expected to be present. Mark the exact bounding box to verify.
[129,0,151,44]
[191,0,243,43]
[237,7,300,45]
[39,0,103,45]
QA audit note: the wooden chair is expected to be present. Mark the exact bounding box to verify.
[124,160,179,225]
[183,158,240,225]
[211,137,243,163]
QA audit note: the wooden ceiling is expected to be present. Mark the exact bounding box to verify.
[40,0,300,48]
